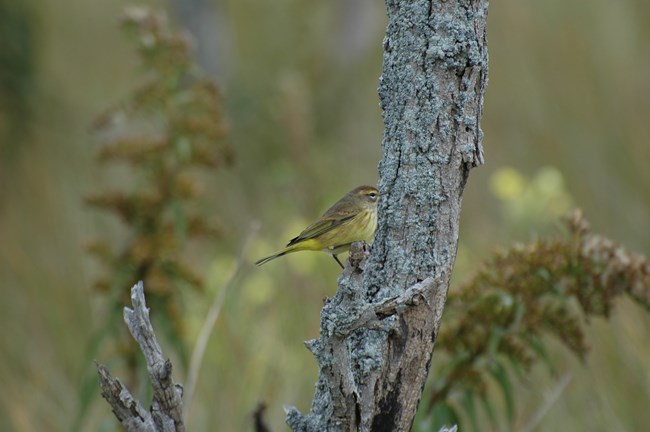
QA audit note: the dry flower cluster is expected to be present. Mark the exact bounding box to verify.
[427,210,650,426]
[85,8,231,368]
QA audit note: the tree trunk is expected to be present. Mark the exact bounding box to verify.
[286,0,488,431]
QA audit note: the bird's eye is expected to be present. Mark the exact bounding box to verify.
[368,192,378,200]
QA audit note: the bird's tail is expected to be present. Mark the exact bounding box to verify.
[254,248,291,266]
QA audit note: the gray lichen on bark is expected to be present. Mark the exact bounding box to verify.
[287,0,487,431]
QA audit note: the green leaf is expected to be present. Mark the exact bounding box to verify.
[529,334,557,377]
[488,359,515,423]
[505,353,527,382]
[461,389,480,432]
[487,326,505,356]
[511,298,526,328]
[478,390,499,430]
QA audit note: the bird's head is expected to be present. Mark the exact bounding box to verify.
[352,185,379,209]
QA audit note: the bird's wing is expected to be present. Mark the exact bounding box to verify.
[286,213,357,246]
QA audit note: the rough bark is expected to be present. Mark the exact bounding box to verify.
[97,282,185,432]
[286,0,488,431]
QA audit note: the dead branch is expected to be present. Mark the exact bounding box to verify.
[96,282,185,432]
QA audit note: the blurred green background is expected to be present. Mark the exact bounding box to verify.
[1,0,649,431]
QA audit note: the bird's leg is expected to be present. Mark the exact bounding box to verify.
[333,255,344,269]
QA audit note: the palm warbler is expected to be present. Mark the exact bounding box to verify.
[255,185,379,268]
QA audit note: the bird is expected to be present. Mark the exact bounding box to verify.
[255,185,379,268]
